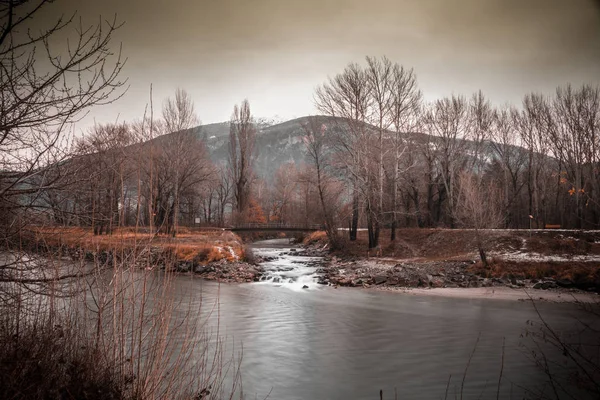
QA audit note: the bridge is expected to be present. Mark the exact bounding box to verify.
[229,223,324,232]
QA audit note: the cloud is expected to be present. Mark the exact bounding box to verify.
[46,0,600,126]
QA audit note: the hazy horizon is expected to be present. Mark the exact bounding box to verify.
[43,0,600,131]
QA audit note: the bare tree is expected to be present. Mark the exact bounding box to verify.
[269,163,298,223]
[315,62,370,241]
[467,91,494,171]
[423,95,470,227]
[301,117,343,248]
[364,56,394,247]
[147,130,212,234]
[0,0,125,283]
[228,99,256,223]
[454,171,504,267]
[387,64,422,238]
[489,106,527,227]
[215,165,232,226]
[514,93,553,228]
[549,84,600,228]
[161,89,199,236]
[74,122,132,234]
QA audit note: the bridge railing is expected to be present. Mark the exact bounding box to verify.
[230,223,324,231]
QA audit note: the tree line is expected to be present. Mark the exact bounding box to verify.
[305,57,600,249]
[2,53,599,249]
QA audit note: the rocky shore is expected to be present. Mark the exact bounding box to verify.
[20,241,264,284]
[22,235,598,293]
[174,259,264,283]
[299,244,599,296]
[316,257,578,290]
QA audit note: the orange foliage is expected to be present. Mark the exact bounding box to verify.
[246,198,267,223]
[26,226,244,264]
[303,230,328,245]
[206,246,225,262]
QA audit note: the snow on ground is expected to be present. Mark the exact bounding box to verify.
[491,251,600,263]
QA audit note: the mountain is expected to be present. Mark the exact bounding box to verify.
[203,116,343,179]
[151,115,530,183]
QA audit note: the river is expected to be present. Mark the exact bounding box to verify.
[160,239,596,399]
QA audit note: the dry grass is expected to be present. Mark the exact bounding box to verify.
[326,228,600,260]
[323,228,600,287]
[469,260,600,285]
[329,229,478,259]
[303,230,328,246]
[24,226,245,265]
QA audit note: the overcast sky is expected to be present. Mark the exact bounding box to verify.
[46,0,600,129]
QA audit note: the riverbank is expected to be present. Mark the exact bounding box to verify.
[385,286,599,303]
[14,226,600,298]
[302,229,600,298]
[19,226,263,283]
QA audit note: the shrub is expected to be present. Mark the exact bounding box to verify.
[303,231,328,246]
[0,319,125,400]
[0,245,242,399]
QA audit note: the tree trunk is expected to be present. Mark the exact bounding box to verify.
[350,185,359,241]
[367,203,379,249]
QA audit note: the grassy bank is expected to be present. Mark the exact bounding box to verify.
[25,226,246,263]
[15,226,263,283]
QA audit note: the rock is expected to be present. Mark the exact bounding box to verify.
[302,285,309,289]
[176,263,191,273]
[396,277,415,287]
[541,281,557,290]
[386,277,400,286]
[532,282,543,289]
[556,279,574,288]
[373,275,388,285]
[194,265,207,274]
[430,278,445,288]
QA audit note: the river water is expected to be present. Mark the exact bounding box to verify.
[167,239,591,399]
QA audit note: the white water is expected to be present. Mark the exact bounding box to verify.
[253,242,324,292]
